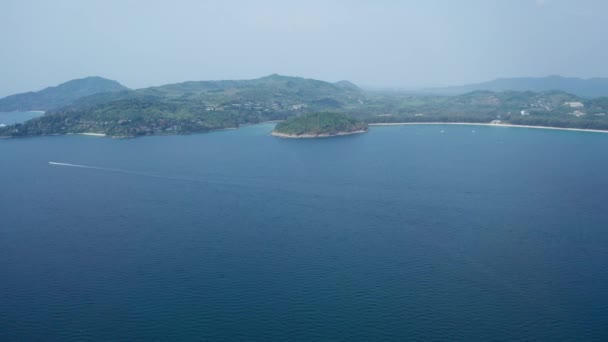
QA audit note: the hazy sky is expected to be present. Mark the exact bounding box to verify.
[1,0,607,96]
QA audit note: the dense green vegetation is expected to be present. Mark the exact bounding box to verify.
[0,75,363,137]
[2,97,251,137]
[273,112,368,136]
[2,74,608,138]
[0,77,128,111]
[354,90,608,130]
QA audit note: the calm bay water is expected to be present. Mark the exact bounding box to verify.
[1,123,608,341]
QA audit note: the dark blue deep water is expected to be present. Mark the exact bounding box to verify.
[2,123,608,341]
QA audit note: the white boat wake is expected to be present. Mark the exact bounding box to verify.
[49,161,186,180]
[49,162,101,169]
[49,162,135,174]
[48,161,238,187]
[47,161,363,204]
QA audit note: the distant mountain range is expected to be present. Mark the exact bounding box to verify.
[423,76,608,98]
[67,74,363,109]
[0,76,129,111]
[0,74,361,112]
[3,74,608,138]
[3,75,608,113]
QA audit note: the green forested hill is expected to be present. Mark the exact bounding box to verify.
[1,75,364,137]
[3,75,608,138]
[0,76,129,111]
[359,90,608,130]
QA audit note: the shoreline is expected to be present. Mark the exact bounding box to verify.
[369,122,608,134]
[271,129,368,139]
[69,132,107,137]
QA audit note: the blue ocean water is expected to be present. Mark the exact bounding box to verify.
[1,123,608,341]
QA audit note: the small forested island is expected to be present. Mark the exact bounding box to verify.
[272,112,368,138]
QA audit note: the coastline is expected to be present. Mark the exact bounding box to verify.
[271,129,368,139]
[369,122,608,134]
[69,132,107,137]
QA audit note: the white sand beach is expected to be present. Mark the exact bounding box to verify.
[369,122,608,134]
[75,132,107,137]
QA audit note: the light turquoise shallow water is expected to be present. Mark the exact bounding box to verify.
[1,123,608,341]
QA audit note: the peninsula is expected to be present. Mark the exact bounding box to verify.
[272,112,368,138]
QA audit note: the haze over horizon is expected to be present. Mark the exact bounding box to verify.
[2,0,607,97]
